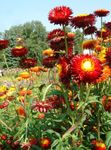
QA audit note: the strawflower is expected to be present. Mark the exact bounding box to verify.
[94,9,110,17]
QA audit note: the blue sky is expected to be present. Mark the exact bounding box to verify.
[0,0,111,32]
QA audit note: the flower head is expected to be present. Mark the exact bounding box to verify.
[19,58,37,68]
[0,39,9,50]
[47,29,65,41]
[42,49,54,57]
[11,46,28,57]
[82,40,97,50]
[96,28,110,39]
[48,6,73,25]
[104,22,111,30]
[71,14,96,28]
[105,48,111,67]
[84,26,97,35]
[57,56,71,85]
[70,54,102,83]
[42,56,57,68]
[94,9,110,17]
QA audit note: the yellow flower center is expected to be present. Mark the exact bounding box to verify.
[81,59,94,72]
[57,64,62,75]
[78,14,88,17]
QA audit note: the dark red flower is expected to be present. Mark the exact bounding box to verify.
[0,39,9,50]
[94,9,110,17]
[82,40,97,50]
[47,29,65,41]
[48,6,73,25]
[19,58,37,68]
[96,29,111,39]
[57,56,71,85]
[0,101,9,109]
[105,48,111,67]
[84,26,97,35]
[40,137,51,149]
[42,56,57,68]
[104,22,111,30]
[102,96,111,112]
[31,95,64,112]
[11,46,28,57]
[71,14,96,29]
[70,54,102,83]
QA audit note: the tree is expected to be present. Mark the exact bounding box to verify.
[2,21,48,68]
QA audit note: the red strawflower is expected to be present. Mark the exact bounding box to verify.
[105,48,111,67]
[104,22,111,30]
[91,139,106,150]
[57,56,71,85]
[71,14,96,29]
[48,6,73,25]
[102,96,111,112]
[11,46,28,57]
[84,26,97,35]
[42,56,57,68]
[40,137,51,149]
[31,95,64,112]
[47,29,65,41]
[70,54,102,83]
[96,29,111,39]
[19,57,37,68]
[82,40,97,50]
[0,101,9,109]
[0,39,9,50]
[94,9,110,17]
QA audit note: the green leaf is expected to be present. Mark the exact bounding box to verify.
[105,131,111,149]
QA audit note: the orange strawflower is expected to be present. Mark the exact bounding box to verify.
[42,49,54,56]
[19,71,30,79]
[82,40,97,50]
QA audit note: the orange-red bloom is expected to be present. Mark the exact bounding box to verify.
[70,54,102,83]
[11,46,28,57]
[19,58,37,68]
[0,39,9,50]
[48,6,73,25]
[104,22,111,30]
[94,9,110,17]
[82,40,97,50]
[71,14,96,28]
[96,29,111,40]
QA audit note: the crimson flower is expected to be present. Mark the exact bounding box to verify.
[104,22,111,30]
[70,54,102,83]
[19,58,37,68]
[57,56,71,85]
[82,40,97,50]
[47,29,65,41]
[0,39,9,50]
[84,26,97,35]
[96,29,111,39]
[42,56,57,68]
[48,6,73,25]
[31,96,64,112]
[71,14,96,29]
[105,48,111,67]
[11,46,28,57]
[94,9,110,17]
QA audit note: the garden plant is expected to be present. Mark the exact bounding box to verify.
[0,6,111,150]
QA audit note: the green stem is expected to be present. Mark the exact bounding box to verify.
[97,110,101,140]
[63,25,68,56]
[100,17,103,46]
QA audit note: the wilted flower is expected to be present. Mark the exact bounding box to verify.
[70,54,102,83]
[48,6,73,25]
[71,14,96,29]
[94,9,110,17]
